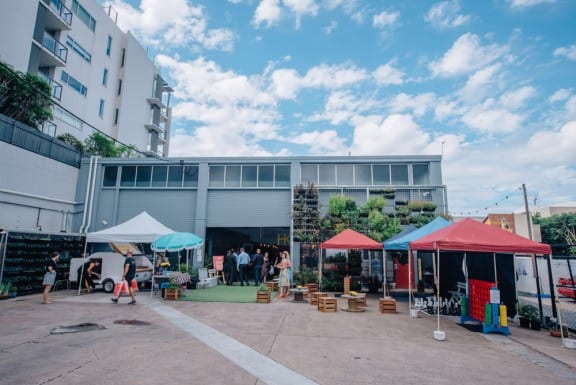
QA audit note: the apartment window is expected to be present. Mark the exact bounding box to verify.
[61,71,87,96]
[65,35,91,62]
[373,164,390,185]
[242,165,257,187]
[53,106,84,131]
[275,165,290,187]
[114,108,119,125]
[151,166,168,187]
[209,165,225,187]
[98,99,104,118]
[167,166,184,187]
[225,165,241,187]
[102,166,118,187]
[102,68,108,86]
[120,166,136,186]
[391,164,409,185]
[183,166,198,187]
[336,164,353,185]
[301,164,318,185]
[71,0,96,31]
[121,48,126,67]
[106,35,112,56]
[413,164,430,185]
[259,165,274,187]
[136,166,152,187]
[117,79,122,95]
[318,164,335,185]
[355,164,372,185]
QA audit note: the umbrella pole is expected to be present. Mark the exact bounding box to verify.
[151,251,157,302]
[436,248,441,331]
[408,249,412,316]
[493,252,498,284]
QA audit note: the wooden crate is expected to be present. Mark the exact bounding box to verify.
[318,297,337,313]
[356,294,367,307]
[164,289,180,300]
[256,291,271,303]
[310,292,328,306]
[343,277,351,295]
[379,298,396,313]
[305,283,318,298]
[265,282,278,292]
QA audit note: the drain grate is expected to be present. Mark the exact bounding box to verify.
[51,323,106,334]
[113,319,151,326]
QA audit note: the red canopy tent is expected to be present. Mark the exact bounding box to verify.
[320,229,384,291]
[409,218,551,254]
[321,229,383,249]
[408,218,551,333]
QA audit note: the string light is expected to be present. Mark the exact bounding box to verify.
[449,186,523,217]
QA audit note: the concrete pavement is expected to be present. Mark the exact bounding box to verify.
[0,290,574,385]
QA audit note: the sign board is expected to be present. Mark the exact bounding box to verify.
[213,255,224,272]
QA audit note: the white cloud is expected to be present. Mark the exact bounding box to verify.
[105,0,234,51]
[373,62,404,85]
[388,93,436,117]
[461,100,523,133]
[429,33,508,78]
[424,1,470,29]
[553,44,576,61]
[499,86,537,110]
[270,63,368,99]
[288,130,347,154]
[509,0,556,8]
[548,88,572,103]
[523,120,576,165]
[373,11,400,28]
[310,91,381,125]
[350,114,430,155]
[323,20,338,34]
[253,0,282,28]
[459,64,502,102]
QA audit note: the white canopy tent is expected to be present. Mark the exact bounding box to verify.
[80,212,175,295]
[86,211,175,243]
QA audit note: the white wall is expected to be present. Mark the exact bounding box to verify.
[0,1,36,70]
[0,142,79,232]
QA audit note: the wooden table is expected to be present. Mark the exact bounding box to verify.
[289,287,308,302]
[341,294,365,312]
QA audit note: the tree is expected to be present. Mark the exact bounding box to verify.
[534,212,576,255]
[57,133,84,152]
[0,62,53,128]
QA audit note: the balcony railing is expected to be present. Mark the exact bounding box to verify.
[37,73,63,100]
[42,32,68,63]
[44,0,73,27]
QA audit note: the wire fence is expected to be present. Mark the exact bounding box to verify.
[515,255,576,334]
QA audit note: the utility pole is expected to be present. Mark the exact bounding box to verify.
[522,183,533,240]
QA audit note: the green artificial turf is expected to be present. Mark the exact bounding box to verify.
[180,284,278,303]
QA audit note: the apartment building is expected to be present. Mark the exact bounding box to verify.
[0,0,172,156]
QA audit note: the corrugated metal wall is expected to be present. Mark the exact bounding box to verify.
[207,190,291,227]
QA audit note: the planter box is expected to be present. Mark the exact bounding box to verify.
[164,289,180,300]
[256,291,271,303]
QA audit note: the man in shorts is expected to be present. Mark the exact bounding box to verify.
[111,249,137,304]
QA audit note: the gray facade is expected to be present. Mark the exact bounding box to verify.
[75,155,447,266]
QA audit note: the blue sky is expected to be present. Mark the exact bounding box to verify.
[102,0,576,215]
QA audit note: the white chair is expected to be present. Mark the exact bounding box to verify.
[198,268,217,288]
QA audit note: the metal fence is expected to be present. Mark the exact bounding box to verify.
[516,255,576,334]
[0,113,81,167]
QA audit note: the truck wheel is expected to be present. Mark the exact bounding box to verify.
[102,279,115,293]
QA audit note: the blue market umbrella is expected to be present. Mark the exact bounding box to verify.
[150,232,204,301]
[151,232,203,252]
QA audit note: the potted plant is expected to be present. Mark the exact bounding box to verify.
[256,283,271,303]
[164,278,181,300]
[0,281,13,299]
[518,304,540,330]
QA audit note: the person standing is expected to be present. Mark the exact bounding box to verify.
[236,247,250,286]
[224,249,237,286]
[262,252,270,284]
[111,249,137,304]
[42,252,59,304]
[252,248,264,286]
[276,251,292,298]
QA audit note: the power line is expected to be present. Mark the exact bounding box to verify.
[449,186,524,217]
